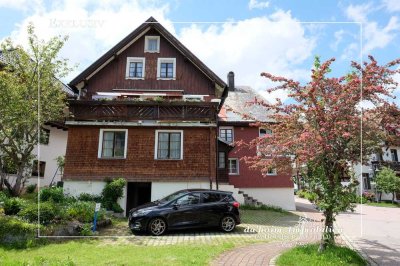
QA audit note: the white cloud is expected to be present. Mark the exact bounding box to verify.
[382,0,400,12]
[179,11,315,103]
[0,0,43,11]
[248,0,270,10]
[345,3,372,23]
[344,3,400,54]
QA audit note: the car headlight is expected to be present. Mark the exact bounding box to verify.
[132,209,152,217]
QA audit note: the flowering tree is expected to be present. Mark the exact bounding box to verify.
[246,56,400,251]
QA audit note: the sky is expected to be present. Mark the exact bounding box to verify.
[1,0,399,103]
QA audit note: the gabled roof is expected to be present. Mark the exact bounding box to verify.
[219,86,275,123]
[69,17,227,92]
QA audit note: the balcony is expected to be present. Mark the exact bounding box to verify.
[371,160,400,172]
[67,100,218,122]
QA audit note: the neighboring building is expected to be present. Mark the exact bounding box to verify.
[63,17,235,215]
[218,85,295,210]
[352,144,400,202]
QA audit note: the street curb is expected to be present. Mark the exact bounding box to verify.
[269,253,280,266]
[335,221,377,266]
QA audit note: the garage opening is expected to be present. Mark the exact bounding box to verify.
[126,182,152,216]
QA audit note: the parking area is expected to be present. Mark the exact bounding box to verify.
[98,208,323,246]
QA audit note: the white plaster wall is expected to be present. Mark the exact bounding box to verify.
[27,126,68,187]
[239,188,296,210]
[151,181,210,201]
[217,184,245,204]
[63,180,128,215]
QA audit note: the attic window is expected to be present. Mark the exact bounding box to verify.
[145,36,160,53]
[157,58,176,80]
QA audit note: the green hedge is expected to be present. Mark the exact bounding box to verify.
[39,187,65,203]
[4,198,25,215]
[18,202,59,225]
[0,216,45,248]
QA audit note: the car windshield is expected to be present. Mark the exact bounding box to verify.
[157,191,188,203]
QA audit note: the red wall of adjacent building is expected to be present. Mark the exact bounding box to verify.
[227,126,293,188]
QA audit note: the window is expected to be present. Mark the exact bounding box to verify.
[176,193,201,205]
[155,130,183,160]
[202,192,222,203]
[266,168,277,175]
[218,152,226,168]
[391,149,398,162]
[219,127,233,143]
[259,128,272,137]
[32,161,46,177]
[98,129,128,159]
[228,158,239,175]
[157,58,176,80]
[144,36,160,53]
[39,128,50,145]
[126,57,145,79]
[362,173,371,190]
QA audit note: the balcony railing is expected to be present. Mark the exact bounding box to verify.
[67,100,218,122]
[371,160,400,172]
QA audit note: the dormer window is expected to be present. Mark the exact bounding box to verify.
[126,57,145,79]
[157,58,176,80]
[145,36,160,53]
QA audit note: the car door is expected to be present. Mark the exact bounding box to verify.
[198,192,228,226]
[167,192,202,229]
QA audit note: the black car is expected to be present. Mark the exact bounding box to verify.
[128,189,241,236]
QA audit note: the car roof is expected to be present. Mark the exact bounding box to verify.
[182,189,233,194]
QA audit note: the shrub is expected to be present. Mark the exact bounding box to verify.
[39,187,64,203]
[78,193,102,202]
[80,223,93,236]
[0,191,10,203]
[297,190,306,198]
[0,216,45,248]
[362,191,375,201]
[67,201,105,223]
[4,198,25,215]
[101,178,126,212]
[26,184,37,194]
[18,202,58,225]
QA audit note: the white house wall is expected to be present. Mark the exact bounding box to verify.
[239,188,296,210]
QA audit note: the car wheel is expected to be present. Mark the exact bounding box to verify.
[220,215,236,232]
[148,218,167,236]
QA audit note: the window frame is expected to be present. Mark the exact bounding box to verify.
[219,126,234,143]
[125,57,145,80]
[32,160,46,178]
[98,129,128,159]
[228,158,239,175]
[157,58,176,80]
[154,129,184,160]
[266,167,277,176]
[144,36,160,53]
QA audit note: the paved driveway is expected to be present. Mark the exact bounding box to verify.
[336,204,400,265]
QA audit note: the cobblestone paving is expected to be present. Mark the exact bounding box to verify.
[98,209,320,247]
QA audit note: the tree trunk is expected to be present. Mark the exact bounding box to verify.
[379,192,382,202]
[318,208,335,252]
[392,192,395,204]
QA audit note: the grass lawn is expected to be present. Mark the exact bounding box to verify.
[0,240,237,266]
[365,202,399,208]
[276,244,366,266]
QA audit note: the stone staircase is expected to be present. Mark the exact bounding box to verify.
[238,190,263,206]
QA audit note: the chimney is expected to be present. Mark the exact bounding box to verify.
[227,71,235,91]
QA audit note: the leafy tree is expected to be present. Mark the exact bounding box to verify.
[245,56,400,251]
[376,166,400,203]
[0,23,71,196]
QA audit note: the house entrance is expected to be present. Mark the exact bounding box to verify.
[126,182,152,216]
